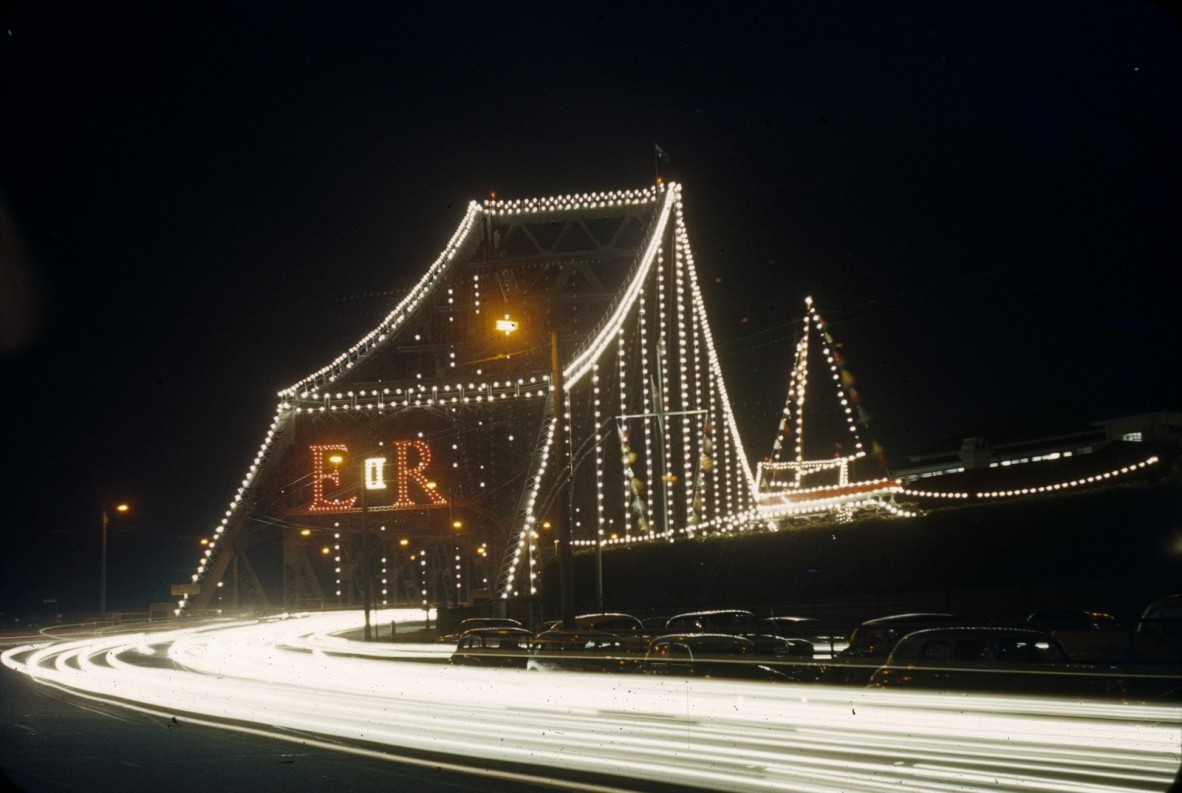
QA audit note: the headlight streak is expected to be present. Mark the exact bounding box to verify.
[4,613,1179,793]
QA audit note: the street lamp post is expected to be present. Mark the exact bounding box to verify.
[361,473,372,641]
[100,502,129,619]
[552,329,575,630]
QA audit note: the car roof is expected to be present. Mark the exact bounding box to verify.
[461,627,532,637]
[533,629,624,641]
[651,633,756,645]
[1140,593,1182,615]
[859,612,959,626]
[573,613,644,627]
[895,626,1054,641]
[668,609,756,618]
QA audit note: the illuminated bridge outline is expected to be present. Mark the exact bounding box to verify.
[177,183,764,616]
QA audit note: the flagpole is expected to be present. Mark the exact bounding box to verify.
[654,143,670,183]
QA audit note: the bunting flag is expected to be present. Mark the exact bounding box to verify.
[825,329,870,428]
[687,422,715,529]
[872,440,888,471]
[771,380,799,461]
[617,425,651,532]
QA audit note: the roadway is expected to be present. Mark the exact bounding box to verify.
[3,610,1180,792]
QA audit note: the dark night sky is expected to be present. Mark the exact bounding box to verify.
[1,2,1178,618]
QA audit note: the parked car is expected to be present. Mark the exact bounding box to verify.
[540,612,648,641]
[572,612,645,635]
[665,609,813,658]
[438,617,524,643]
[1026,609,1120,632]
[527,629,642,673]
[867,626,1125,698]
[838,613,961,659]
[822,612,962,686]
[642,634,792,681]
[664,609,760,634]
[1133,593,1182,665]
[1025,608,1127,662]
[448,627,533,668]
[1123,594,1182,700]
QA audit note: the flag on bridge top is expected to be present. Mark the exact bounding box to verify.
[654,143,671,162]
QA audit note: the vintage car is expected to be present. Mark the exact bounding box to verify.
[866,626,1125,698]
[540,613,647,643]
[838,612,962,659]
[527,629,643,673]
[572,612,646,635]
[1025,608,1127,662]
[665,609,814,659]
[1133,593,1182,665]
[438,617,524,644]
[663,609,760,634]
[640,633,814,682]
[821,612,962,686]
[448,627,533,668]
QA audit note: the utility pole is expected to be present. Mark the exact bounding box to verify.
[361,472,372,641]
[101,506,109,619]
[100,502,129,619]
[552,330,575,630]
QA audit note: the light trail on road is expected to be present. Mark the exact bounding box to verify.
[4,610,1179,792]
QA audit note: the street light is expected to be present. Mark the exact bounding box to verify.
[100,502,130,618]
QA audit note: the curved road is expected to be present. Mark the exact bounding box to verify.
[4,609,1180,792]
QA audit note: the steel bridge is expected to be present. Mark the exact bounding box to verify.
[177,183,764,616]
